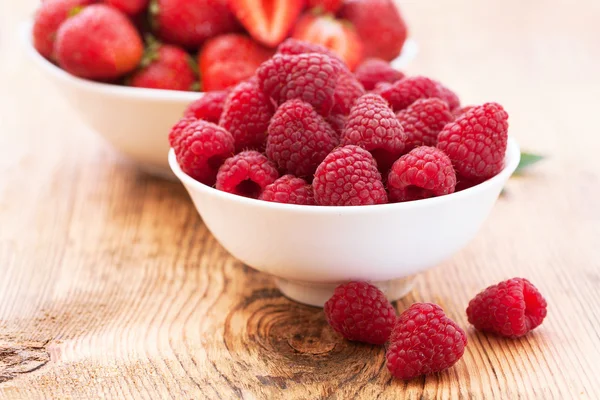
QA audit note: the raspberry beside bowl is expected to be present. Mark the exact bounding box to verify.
[169,137,521,307]
[22,22,418,178]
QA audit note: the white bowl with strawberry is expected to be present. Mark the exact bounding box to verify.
[25,0,416,177]
[168,48,521,307]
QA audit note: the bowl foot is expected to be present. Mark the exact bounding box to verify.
[275,277,415,308]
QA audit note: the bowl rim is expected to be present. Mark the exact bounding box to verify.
[21,21,418,102]
[169,137,521,214]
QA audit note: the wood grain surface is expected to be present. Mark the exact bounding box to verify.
[1,0,600,398]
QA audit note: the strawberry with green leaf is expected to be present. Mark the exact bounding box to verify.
[130,36,198,91]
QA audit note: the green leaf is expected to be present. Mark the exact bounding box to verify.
[515,151,545,174]
[68,5,84,18]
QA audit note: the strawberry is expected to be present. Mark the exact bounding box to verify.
[228,0,305,47]
[292,13,364,71]
[339,0,408,61]
[129,39,197,91]
[32,0,95,61]
[307,0,342,14]
[55,4,144,80]
[198,34,273,91]
[105,0,149,15]
[151,0,239,49]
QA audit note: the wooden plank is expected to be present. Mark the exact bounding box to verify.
[1,0,599,398]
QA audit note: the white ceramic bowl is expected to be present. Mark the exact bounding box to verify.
[21,22,418,178]
[169,137,520,307]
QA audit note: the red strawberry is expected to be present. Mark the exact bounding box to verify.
[151,0,239,49]
[105,0,148,15]
[55,4,144,80]
[129,40,197,91]
[228,0,305,47]
[339,0,408,61]
[307,0,342,14]
[198,34,273,91]
[33,0,95,61]
[292,13,364,71]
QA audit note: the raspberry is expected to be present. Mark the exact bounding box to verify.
[396,98,454,149]
[332,72,366,115]
[326,113,347,139]
[258,175,315,205]
[453,105,474,119]
[183,90,230,124]
[371,82,392,95]
[219,80,274,152]
[257,53,343,116]
[266,100,337,177]
[276,38,342,63]
[324,281,397,345]
[171,120,235,186]
[467,278,547,338]
[387,303,467,380]
[354,58,405,91]
[313,145,388,206]
[216,151,279,198]
[437,102,509,180]
[387,147,457,202]
[340,94,406,173]
[379,76,439,111]
[168,116,198,149]
[435,82,461,111]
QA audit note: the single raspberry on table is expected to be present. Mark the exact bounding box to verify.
[387,146,457,202]
[396,98,454,149]
[266,99,337,178]
[437,102,509,180]
[170,119,235,186]
[259,175,315,205]
[257,53,343,116]
[378,76,440,111]
[340,94,406,173]
[183,90,230,124]
[313,145,388,206]
[467,278,547,338]
[276,38,342,62]
[354,58,405,91]
[332,72,366,115]
[219,80,274,152]
[216,151,279,198]
[324,281,397,345]
[387,303,467,380]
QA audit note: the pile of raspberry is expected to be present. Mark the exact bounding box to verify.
[325,278,547,381]
[170,39,509,206]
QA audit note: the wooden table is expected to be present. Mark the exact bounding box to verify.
[1,0,599,398]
